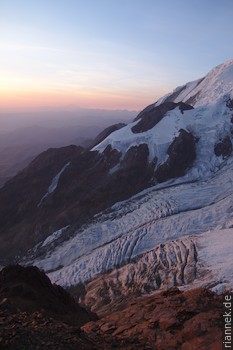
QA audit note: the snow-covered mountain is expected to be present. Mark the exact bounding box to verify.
[1,59,233,307]
[93,59,233,181]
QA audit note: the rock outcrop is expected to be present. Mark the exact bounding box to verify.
[154,129,196,182]
[214,136,232,158]
[132,102,193,134]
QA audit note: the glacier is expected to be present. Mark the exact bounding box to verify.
[30,155,233,290]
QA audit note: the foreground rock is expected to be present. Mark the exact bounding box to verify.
[0,265,96,326]
[0,301,97,350]
[83,288,223,350]
[0,265,225,350]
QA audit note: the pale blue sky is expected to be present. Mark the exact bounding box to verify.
[0,0,232,110]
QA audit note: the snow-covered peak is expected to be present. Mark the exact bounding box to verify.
[157,58,233,107]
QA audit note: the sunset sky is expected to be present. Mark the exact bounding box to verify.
[1,0,233,112]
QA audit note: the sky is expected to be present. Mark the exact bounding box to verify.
[0,0,233,113]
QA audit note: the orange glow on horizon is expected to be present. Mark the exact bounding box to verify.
[0,86,165,112]
[0,65,168,112]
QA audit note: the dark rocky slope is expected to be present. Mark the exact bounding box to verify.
[0,265,96,326]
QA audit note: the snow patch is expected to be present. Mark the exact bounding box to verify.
[41,226,70,248]
[37,162,70,207]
